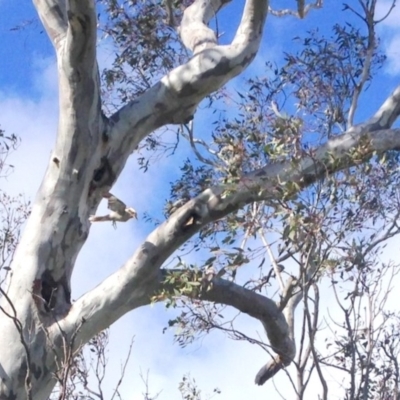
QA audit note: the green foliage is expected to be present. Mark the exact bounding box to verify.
[135,5,400,396]
[152,261,203,308]
[99,0,187,104]
[43,0,400,397]
[178,374,220,400]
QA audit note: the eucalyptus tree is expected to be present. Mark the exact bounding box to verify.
[1,0,400,399]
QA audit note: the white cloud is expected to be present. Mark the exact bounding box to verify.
[376,0,400,76]
[0,91,57,198]
[376,1,400,29]
[383,34,400,75]
[31,54,59,98]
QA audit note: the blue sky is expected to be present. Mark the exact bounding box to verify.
[1,1,400,399]
[0,1,53,97]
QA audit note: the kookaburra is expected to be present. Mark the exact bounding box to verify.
[89,192,137,226]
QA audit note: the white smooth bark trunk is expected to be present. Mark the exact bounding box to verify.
[0,1,271,398]
[1,0,400,398]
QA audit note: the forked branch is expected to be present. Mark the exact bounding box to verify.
[61,85,400,377]
[106,0,269,174]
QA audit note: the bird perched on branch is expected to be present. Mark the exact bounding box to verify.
[89,192,137,227]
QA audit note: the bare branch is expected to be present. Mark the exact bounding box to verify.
[369,84,400,127]
[374,0,396,24]
[33,0,67,49]
[179,0,227,53]
[198,276,295,371]
[255,243,319,385]
[231,0,268,48]
[347,1,376,126]
[155,269,296,385]
[181,122,218,167]
[64,0,97,70]
[259,229,285,293]
[110,335,135,400]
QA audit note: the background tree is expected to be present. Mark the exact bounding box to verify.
[1,0,400,399]
[0,129,29,282]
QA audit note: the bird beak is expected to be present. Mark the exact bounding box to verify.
[127,208,137,219]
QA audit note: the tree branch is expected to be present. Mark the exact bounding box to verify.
[60,85,400,346]
[156,268,296,375]
[64,0,97,71]
[33,0,67,50]
[6,1,102,325]
[106,0,269,179]
[201,275,295,371]
[368,84,400,128]
[179,0,227,53]
[347,1,376,126]
[200,276,296,381]
[232,0,268,48]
